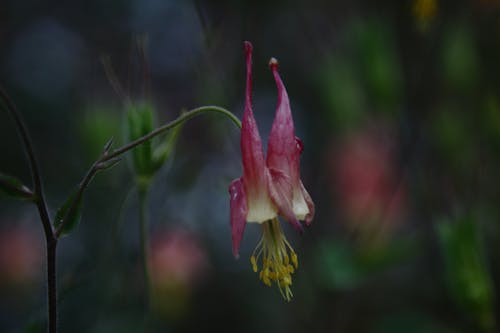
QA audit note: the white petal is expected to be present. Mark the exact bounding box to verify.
[292,188,309,221]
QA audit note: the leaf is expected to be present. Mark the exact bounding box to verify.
[0,173,33,199]
[436,216,495,331]
[53,189,83,236]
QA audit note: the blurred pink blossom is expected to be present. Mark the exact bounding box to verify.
[0,225,43,288]
[148,228,209,319]
[331,125,407,234]
[148,228,208,289]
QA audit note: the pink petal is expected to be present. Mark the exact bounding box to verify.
[267,58,315,225]
[267,168,303,233]
[229,178,248,258]
[300,180,315,225]
[266,58,301,187]
[241,41,268,201]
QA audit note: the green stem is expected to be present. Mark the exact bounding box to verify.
[103,106,241,162]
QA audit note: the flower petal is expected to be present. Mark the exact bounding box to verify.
[229,177,248,258]
[266,58,301,185]
[299,180,315,225]
[241,42,268,205]
[267,168,303,233]
[267,58,314,224]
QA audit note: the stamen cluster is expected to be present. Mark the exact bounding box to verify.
[250,218,299,301]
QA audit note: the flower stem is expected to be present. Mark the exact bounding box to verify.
[0,86,53,239]
[47,239,58,333]
[103,105,241,162]
[0,85,57,333]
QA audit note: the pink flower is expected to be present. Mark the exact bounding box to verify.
[0,226,42,288]
[228,41,314,300]
[332,125,406,234]
[149,229,208,289]
[148,228,209,318]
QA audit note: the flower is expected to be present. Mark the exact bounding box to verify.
[331,125,406,241]
[228,41,314,301]
[149,228,208,289]
[0,225,43,289]
[148,228,209,319]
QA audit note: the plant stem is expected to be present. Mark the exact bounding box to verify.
[47,239,58,333]
[103,105,241,161]
[0,86,53,240]
[137,186,150,309]
[0,86,57,333]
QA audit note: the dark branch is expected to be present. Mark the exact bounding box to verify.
[0,85,54,242]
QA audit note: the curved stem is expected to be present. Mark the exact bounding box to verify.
[103,106,241,162]
[0,86,53,240]
[0,85,57,333]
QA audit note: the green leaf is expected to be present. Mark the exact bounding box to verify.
[0,173,33,199]
[54,189,83,236]
[436,216,495,331]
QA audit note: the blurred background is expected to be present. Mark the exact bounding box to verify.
[1,0,500,332]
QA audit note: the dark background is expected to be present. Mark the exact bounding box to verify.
[1,0,500,332]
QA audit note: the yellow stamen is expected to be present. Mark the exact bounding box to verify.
[291,252,298,269]
[250,256,258,272]
[249,217,299,301]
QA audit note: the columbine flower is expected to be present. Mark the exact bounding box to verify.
[228,41,314,301]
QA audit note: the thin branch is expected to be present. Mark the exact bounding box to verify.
[55,105,241,237]
[0,85,58,333]
[0,85,54,241]
[104,105,241,161]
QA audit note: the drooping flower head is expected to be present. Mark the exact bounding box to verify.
[228,41,314,301]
